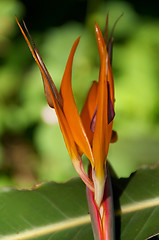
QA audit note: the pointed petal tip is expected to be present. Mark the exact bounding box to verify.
[95,21,100,33]
[76,36,80,42]
[60,34,94,166]
[94,20,107,62]
[74,36,81,47]
[94,21,103,38]
[94,20,98,26]
[15,15,21,27]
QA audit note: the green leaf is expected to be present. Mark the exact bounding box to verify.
[0,178,93,240]
[114,166,159,240]
[0,167,159,239]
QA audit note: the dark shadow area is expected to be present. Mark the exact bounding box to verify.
[108,163,136,240]
[20,0,87,30]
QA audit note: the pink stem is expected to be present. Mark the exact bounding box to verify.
[86,165,115,240]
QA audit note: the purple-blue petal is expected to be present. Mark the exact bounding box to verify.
[107,81,115,124]
[90,108,97,133]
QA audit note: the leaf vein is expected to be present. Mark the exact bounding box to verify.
[35,191,69,219]
[134,208,156,240]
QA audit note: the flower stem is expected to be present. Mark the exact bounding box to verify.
[86,164,115,240]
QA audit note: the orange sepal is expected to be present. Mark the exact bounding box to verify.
[15,16,62,109]
[60,38,94,166]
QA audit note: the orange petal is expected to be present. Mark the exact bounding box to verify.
[93,23,109,176]
[92,56,109,206]
[53,99,94,192]
[60,38,94,166]
[93,56,108,179]
[80,81,98,144]
[93,24,111,205]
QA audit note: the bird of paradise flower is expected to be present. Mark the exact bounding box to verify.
[15,15,118,240]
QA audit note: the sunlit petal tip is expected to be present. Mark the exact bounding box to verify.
[94,21,101,35]
[95,21,107,57]
[95,22,102,41]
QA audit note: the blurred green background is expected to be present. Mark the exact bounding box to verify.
[0,0,159,188]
